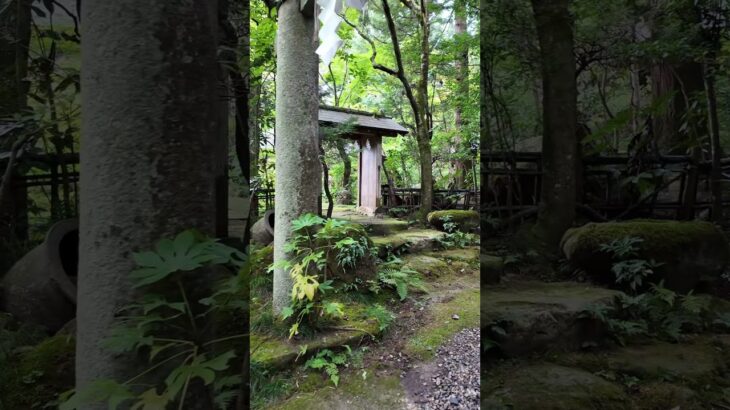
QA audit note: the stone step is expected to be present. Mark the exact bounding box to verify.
[481,281,621,357]
[251,306,381,371]
[483,335,730,410]
[372,229,446,257]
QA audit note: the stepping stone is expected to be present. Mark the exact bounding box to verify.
[482,281,621,357]
[252,318,381,370]
[372,229,446,256]
[483,364,629,410]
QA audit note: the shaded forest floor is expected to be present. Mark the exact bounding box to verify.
[480,233,730,410]
[252,209,480,409]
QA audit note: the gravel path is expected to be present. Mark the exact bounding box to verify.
[405,328,481,409]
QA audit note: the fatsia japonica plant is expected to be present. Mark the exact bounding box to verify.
[60,230,249,410]
[271,213,373,339]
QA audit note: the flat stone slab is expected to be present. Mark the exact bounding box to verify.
[558,335,730,382]
[252,321,380,370]
[372,229,446,256]
[481,281,621,356]
[331,207,409,236]
[425,247,480,262]
[483,364,630,410]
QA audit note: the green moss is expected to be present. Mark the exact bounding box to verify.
[372,229,445,256]
[484,364,630,410]
[427,210,479,232]
[0,334,75,409]
[562,220,729,257]
[406,287,480,360]
[273,373,405,410]
[251,302,381,370]
[633,382,701,410]
[402,254,450,276]
[562,220,730,291]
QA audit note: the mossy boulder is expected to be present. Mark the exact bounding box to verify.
[427,210,479,232]
[561,220,730,292]
[403,254,449,276]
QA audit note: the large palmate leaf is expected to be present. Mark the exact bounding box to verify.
[129,231,239,288]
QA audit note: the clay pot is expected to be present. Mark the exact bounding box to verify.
[251,210,275,246]
[1,218,78,333]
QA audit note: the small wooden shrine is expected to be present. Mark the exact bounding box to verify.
[318,106,408,215]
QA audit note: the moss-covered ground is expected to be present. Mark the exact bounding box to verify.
[481,224,730,410]
[252,216,480,409]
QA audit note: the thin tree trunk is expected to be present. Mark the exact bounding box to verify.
[320,144,334,218]
[336,139,351,196]
[705,58,722,222]
[272,1,320,314]
[530,0,578,250]
[382,160,398,207]
[77,0,220,399]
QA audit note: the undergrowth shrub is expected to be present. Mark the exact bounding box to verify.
[273,214,377,339]
[61,230,248,409]
[581,282,717,345]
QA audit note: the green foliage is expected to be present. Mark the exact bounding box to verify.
[600,236,662,292]
[370,258,426,301]
[581,282,716,345]
[304,346,352,387]
[60,231,248,409]
[275,214,374,338]
[365,304,396,332]
[435,216,479,249]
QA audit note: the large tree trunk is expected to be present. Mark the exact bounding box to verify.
[77,0,220,397]
[530,0,578,250]
[272,1,320,315]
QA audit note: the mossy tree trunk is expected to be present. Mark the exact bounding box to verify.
[530,0,578,250]
[77,0,220,398]
[272,2,320,314]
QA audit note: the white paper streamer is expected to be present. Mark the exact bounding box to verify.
[315,0,368,66]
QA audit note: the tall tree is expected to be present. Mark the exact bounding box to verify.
[453,0,470,189]
[344,0,435,216]
[271,1,320,314]
[77,0,221,397]
[530,0,578,249]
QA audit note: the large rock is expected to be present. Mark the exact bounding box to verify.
[427,210,479,232]
[561,220,730,292]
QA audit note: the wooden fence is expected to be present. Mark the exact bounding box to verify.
[483,151,730,221]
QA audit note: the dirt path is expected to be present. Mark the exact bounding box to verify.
[271,246,481,409]
[403,328,480,409]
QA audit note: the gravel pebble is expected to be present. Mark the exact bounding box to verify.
[411,328,480,409]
